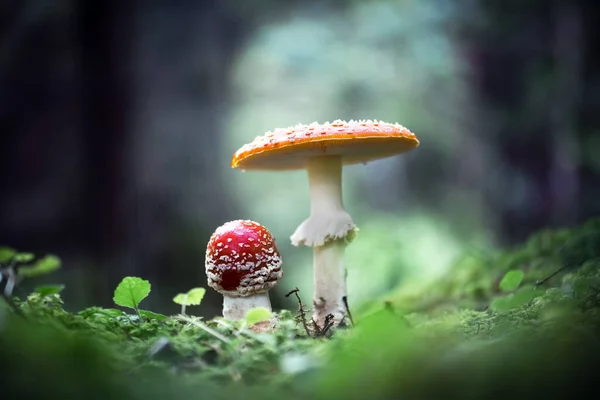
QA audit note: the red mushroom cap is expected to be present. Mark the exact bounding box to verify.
[205,219,283,296]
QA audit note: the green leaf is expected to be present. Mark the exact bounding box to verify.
[113,277,151,310]
[245,307,273,326]
[14,252,34,263]
[489,288,541,312]
[173,287,206,306]
[139,310,167,321]
[34,284,65,296]
[0,247,16,263]
[19,255,62,278]
[499,269,524,292]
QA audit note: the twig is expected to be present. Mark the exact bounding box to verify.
[315,313,335,337]
[310,318,321,336]
[535,230,600,287]
[285,288,311,336]
[534,265,569,287]
[342,296,354,326]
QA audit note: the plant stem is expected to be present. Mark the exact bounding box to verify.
[177,315,231,344]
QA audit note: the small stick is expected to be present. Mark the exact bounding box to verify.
[310,318,321,336]
[342,295,354,326]
[316,313,335,337]
[534,265,569,287]
[285,287,312,336]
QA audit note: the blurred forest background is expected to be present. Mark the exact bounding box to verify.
[1,0,599,317]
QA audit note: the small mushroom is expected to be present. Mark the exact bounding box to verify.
[205,219,283,320]
[231,119,419,327]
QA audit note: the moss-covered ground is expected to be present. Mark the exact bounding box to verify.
[2,218,600,399]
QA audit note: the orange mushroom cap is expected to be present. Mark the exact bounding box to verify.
[231,119,419,171]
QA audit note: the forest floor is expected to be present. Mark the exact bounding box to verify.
[1,217,600,400]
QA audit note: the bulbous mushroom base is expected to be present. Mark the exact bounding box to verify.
[222,292,272,321]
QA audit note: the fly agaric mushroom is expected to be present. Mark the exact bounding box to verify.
[205,219,283,320]
[231,119,419,327]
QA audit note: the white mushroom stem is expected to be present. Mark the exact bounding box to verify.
[290,155,356,327]
[222,292,272,320]
[308,156,344,217]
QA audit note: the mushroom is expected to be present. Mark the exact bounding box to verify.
[205,219,283,320]
[231,119,419,327]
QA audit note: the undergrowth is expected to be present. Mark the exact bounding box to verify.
[2,218,600,399]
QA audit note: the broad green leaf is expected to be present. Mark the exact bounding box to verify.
[113,277,151,310]
[173,287,206,306]
[489,288,541,312]
[0,247,16,263]
[35,284,65,296]
[19,255,62,278]
[499,269,524,292]
[245,307,273,326]
[14,252,34,263]
[139,310,167,321]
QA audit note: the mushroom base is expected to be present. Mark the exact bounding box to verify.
[222,292,272,321]
[312,239,348,327]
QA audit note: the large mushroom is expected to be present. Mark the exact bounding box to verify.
[205,219,283,320]
[231,119,419,327]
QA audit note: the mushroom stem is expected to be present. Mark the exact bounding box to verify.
[307,156,344,215]
[291,156,356,247]
[290,155,355,327]
[313,239,347,326]
[222,292,272,320]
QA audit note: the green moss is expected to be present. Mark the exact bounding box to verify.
[2,217,600,399]
[387,218,600,315]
